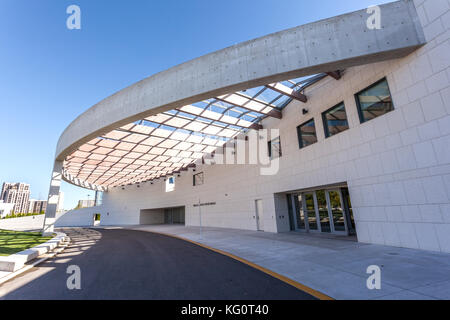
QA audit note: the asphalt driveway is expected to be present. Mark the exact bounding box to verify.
[0,228,317,300]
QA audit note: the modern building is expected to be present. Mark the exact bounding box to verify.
[45,0,450,254]
[77,199,96,209]
[28,199,47,214]
[1,182,31,214]
[0,201,15,219]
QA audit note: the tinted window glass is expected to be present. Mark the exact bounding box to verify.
[193,172,204,186]
[268,137,282,160]
[356,79,394,123]
[297,119,317,149]
[322,102,349,138]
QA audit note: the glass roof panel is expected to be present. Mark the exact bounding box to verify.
[240,86,264,96]
[272,95,291,108]
[184,122,208,132]
[258,89,282,103]
[179,105,203,115]
[202,110,222,121]
[170,131,190,141]
[165,117,191,128]
[63,73,327,188]
[202,126,222,135]
[210,105,226,114]
[104,131,129,141]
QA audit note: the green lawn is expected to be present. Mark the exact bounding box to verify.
[0,230,53,256]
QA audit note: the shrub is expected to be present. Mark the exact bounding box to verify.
[1,212,45,220]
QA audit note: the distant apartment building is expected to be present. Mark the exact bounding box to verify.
[77,199,95,209]
[28,199,47,214]
[1,182,30,214]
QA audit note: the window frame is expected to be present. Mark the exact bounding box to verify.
[296,118,318,149]
[354,77,394,124]
[322,101,349,138]
[193,172,204,186]
[165,176,175,192]
[268,136,282,160]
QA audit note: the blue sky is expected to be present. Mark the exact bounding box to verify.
[0,0,390,210]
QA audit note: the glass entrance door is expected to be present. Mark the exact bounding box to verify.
[316,190,331,233]
[288,188,356,236]
[326,189,347,234]
[292,194,306,230]
[341,188,356,235]
[304,193,318,231]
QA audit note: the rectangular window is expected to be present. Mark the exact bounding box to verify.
[268,136,282,160]
[297,119,317,149]
[165,176,175,192]
[322,102,349,138]
[355,78,394,123]
[193,172,204,186]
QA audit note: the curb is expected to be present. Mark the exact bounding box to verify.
[0,232,67,273]
[128,228,334,301]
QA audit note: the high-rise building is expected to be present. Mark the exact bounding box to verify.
[1,182,31,214]
[28,199,47,214]
[77,199,95,209]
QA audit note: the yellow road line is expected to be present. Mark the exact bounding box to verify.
[144,229,334,301]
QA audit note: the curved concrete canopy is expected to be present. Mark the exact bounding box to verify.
[56,0,425,190]
[62,74,328,189]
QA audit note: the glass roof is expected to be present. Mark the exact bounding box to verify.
[63,73,329,189]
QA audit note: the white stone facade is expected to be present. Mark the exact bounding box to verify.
[55,0,450,253]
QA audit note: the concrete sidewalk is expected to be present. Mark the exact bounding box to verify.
[115,225,450,300]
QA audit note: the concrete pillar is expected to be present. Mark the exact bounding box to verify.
[42,160,63,236]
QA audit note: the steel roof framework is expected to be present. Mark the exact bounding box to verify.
[63,73,332,190]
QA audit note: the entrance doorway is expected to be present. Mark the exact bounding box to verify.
[93,213,101,227]
[287,187,356,236]
[255,200,264,231]
[164,207,185,225]
[140,207,185,225]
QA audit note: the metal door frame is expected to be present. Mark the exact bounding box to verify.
[325,189,349,235]
[288,189,351,236]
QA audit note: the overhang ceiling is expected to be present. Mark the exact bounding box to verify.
[62,74,329,190]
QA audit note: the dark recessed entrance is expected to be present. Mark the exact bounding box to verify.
[164,207,185,225]
[140,206,185,225]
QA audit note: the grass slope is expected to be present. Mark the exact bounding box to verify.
[0,229,52,256]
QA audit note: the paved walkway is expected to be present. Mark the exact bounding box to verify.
[123,225,450,300]
[0,228,317,300]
